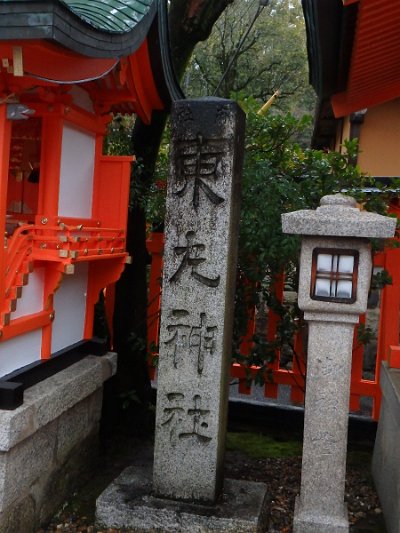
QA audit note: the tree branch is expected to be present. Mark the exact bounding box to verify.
[169,0,235,78]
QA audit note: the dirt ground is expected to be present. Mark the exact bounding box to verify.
[38,404,386,533]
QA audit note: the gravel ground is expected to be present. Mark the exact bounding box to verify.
[225,451,384,532]
[37,433,385,533]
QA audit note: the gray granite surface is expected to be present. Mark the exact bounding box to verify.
[282,194,397,533]
[96,465,269,532]
[0,353,116,530]
[282,193,397,238]
[293,322,354,533]
[153,99,245,504]
[373,362,400,533]
[297,236,372,317]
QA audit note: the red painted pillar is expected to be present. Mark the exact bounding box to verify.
[37,113,63,220]
[0,105,11,311]
[264,273,284,399]
[377,247,400,363]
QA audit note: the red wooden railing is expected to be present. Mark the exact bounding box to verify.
[146,230,400,421]
[2,221,127,328]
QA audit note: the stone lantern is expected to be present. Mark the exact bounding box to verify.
[282,194,396,533]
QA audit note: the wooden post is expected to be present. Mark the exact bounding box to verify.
[37,114,63,219]
[0,105,11,311]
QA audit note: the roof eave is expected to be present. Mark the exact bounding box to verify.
[302,0,359,147]
[302,0,343,98]
[0,0,157,59]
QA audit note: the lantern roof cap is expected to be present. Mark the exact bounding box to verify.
[282,194,397,239]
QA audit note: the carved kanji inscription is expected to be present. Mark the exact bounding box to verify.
[161,392,212,446]
[164,310,217,374]
[153,99,245,502]
[174,134,226,208]
[170,230,220,287]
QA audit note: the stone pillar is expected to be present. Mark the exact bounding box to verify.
[296,318,356,532]
[153,98,244,503]
[96,99,269,532]
[282,195,396,533]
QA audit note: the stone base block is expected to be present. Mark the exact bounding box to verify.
[293,496,349,533]
[372,362,400,533]
[0,353,117,532]
[95,466,269,532]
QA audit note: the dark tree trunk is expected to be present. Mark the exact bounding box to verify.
[169,0,234,78]
[112,111,168,405]
[111,0,234,413]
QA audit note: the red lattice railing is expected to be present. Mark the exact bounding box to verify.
[146,228,400,421]
[2,222,126,324]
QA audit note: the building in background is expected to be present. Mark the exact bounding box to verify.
[302,3,400,531]
[303,0,400,176]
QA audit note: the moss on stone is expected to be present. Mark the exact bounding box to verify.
[226,431,302,458]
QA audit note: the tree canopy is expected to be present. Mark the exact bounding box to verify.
[184,0,316,116]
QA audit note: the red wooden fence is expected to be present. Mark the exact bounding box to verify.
[145,229,400,421]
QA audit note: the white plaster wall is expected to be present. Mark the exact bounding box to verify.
[51,262,88,354]
[58,125,95,218]
[12,267,44,319]
[0,330,42,377]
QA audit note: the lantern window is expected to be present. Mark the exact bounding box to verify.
[311,248,359,303]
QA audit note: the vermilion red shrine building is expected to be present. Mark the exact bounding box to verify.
[0,0,178,381]
[303,0,400,174]
[303,3,400,531]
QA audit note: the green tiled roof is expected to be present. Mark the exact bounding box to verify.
[60,0,154,33]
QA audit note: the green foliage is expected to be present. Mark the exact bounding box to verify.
[232,99,394,373]
[372,269,392,290]
[104,103,396,385]
[119,389,141,410]
[356,324,375,348]
[185,0,316,117]
[145,128,170,228]
[104,114,168,222]
[104,114,145,210]
[103,114,134,156]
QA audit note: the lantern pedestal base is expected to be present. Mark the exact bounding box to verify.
[293,497,349,533]
[95,465,269,532]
